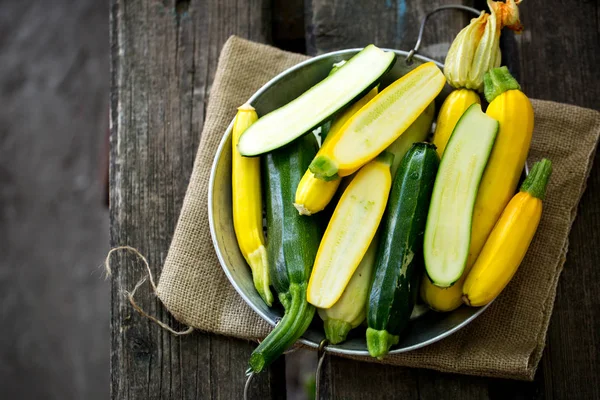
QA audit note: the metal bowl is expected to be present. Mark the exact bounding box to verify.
[208,48,490,356]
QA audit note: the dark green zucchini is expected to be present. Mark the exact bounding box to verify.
[366,143,439,359]
[249,133,321,373]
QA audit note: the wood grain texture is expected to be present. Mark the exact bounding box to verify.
[273,0,307,53]
[318,356,419,400]
[308,0,600,399]
[109,0,285,398]
[305,0,474,59]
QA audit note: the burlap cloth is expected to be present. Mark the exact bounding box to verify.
[154,36,600,380]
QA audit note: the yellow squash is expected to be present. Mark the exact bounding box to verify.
[231,104,273,306]
[294,87,378,216]
[317,234,379,344]
[469,66,533,265]
[294,170,341,216]
[432,89,481,156]
[420,273,467,312]
[463,159,552,306]
[334,102,435,198]
[309,62,445,181]
[421,66,533,312]
[307,152,393,309]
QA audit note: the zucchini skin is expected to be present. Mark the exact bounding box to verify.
[367,143,439,358]
[250,134,321,373]
[263,134,320,293]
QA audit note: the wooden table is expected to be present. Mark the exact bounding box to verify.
[110,0,599,398]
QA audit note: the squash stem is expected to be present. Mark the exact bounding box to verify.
[309,155,340,181]
[483,66,521,103]
[323,320,352,345]
[366,327,399,359]
[520,158,552,200]
[249,283,314,373]
[278,292,292,311]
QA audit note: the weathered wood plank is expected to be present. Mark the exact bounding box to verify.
[273,0,307,53]
[318,357,419,400]
[305,0,474,60]
[417,369,490,400]
[514,1,600,110]
[109,0,285,398]
[510,1,600,399]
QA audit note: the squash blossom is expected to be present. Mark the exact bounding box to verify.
[489,0,524,33]
[444,0,523,92]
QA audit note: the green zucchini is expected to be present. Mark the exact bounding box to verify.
[314,63,344,146]
[237,45,396,156]
[316,105,435,345]
[250,134,321,373]
[423,103,498,288]
[367,143,439,359]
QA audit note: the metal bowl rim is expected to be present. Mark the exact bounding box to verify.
[208,48,491,355]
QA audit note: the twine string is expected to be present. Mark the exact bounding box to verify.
[105,246,194,336]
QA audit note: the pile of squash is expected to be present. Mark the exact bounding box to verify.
[230,0,551,373]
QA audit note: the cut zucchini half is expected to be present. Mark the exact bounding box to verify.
[309,62,446,180]
[307,152,393,309]
[423,104,498,288]
[237,45,396,156]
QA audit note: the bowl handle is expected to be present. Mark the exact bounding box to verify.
[405,5,482,65]
[314,339,329,400]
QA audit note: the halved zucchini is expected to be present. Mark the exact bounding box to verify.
[309,62,445,180]
[237,45,396,156]
[423,104,498,288]
[307,152,393,309]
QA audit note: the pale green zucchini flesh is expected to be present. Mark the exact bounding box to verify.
[237,45,396,156]
[423,104,499,288]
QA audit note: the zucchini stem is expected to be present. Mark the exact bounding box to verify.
[366,327,399,359]
[309,155,340,181]
[520,158,552,200]
[278,292,292,311]
[249,283,315,373]
[323,320,352,345]
[483,66,521,103]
